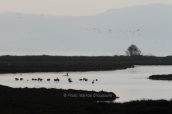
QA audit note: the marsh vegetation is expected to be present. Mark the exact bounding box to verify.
[1,55,172,73]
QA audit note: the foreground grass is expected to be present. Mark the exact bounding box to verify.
[1,100,172,114]
[0,85,172,114]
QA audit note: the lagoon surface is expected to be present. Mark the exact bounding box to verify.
[0,65,172,102]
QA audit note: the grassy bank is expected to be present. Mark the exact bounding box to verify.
[1,55,172,73]
[2,100,172,114]
[0,55,133,73]
[0,84,116,105]
[0,84,172,114]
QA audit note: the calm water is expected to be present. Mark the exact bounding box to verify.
[0,65,172,102]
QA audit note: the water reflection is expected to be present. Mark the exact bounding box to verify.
[0,65,172,102]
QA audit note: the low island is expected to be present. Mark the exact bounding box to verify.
[149,74,172,80]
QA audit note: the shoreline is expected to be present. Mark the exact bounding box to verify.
[0,83,171,114]
[1,55,172,73]
[0,84,117,105]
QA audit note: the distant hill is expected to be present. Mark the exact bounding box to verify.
[0,4,172,56]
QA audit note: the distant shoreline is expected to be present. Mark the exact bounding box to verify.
[0,55,172,73]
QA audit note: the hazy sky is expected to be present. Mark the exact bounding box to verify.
[1,0,172,16]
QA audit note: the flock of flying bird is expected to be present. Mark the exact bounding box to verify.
[15,73,98,84]
[79,28,150,37]
[17,13,149,37]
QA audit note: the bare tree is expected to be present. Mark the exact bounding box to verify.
[125,44,141,56]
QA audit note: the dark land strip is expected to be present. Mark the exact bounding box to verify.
[0,84,172,114]
[0,84,117,105]
[0,84,117,114]
[149,74,172,80]
[1,55,172,73]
